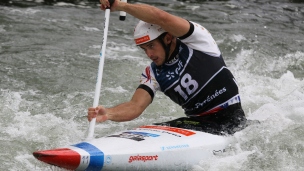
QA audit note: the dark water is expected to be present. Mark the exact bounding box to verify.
[0,0,303,170]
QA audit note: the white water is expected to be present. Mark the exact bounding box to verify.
[0,0,303,170]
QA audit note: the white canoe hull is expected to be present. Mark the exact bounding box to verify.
[33,125,230,171]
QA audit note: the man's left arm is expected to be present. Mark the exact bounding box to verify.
[100,0,190,37]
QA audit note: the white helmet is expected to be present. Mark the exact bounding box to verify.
[134,20,166,45]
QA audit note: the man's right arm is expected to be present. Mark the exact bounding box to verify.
[88,88,152,123]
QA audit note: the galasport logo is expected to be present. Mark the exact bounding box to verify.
[128,154,158,163]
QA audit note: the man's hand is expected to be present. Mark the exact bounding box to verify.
[87,105,108,123]
[99,0,119,11]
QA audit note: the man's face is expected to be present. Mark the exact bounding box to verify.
[139,39,166,66]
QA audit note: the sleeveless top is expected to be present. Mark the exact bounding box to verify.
[138,21,241,117]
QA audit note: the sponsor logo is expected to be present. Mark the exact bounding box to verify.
[166,60,184,79]
[108,131,159,141]
[185,87,227,113]
[160,144,189,151]
[135,35,150,45]
[136,128,182,137]
[166,71,175,80]
[140,125,196,136]
[105,155,112,164]
[213,149,226,155]
[129,155,158,163]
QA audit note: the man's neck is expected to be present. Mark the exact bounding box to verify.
[165,39,180,64]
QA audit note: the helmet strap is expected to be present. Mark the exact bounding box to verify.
[157,32,172,63]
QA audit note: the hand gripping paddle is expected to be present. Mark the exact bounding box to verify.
[87,0,127,140]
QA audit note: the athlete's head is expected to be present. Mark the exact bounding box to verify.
[134,20,166,46]
[134,20,173,66]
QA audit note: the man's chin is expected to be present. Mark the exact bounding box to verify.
[153,61,164,66]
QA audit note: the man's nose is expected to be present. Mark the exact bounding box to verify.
[146,50,153,58]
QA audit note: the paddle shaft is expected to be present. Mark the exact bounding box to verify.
[119,0,127,20]
[87,8,111,140]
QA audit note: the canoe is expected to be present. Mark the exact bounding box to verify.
[33,125,230,171]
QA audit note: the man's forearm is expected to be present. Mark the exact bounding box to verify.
[116,2,169,26]
[115,1,189,37]
[106,101,143,122]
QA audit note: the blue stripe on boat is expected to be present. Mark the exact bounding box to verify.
[73,142,104,171]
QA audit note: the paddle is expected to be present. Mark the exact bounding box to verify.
[86,0,114,140]
[119,0,127,21]
[86,0,127,140]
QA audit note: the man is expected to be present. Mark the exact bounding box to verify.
[88,0,247,135]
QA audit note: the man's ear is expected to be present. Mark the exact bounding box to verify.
[164,33,173,44]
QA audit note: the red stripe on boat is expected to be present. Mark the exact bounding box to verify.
[33,148,80,170]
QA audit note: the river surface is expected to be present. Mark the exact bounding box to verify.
[0,0,304,170]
